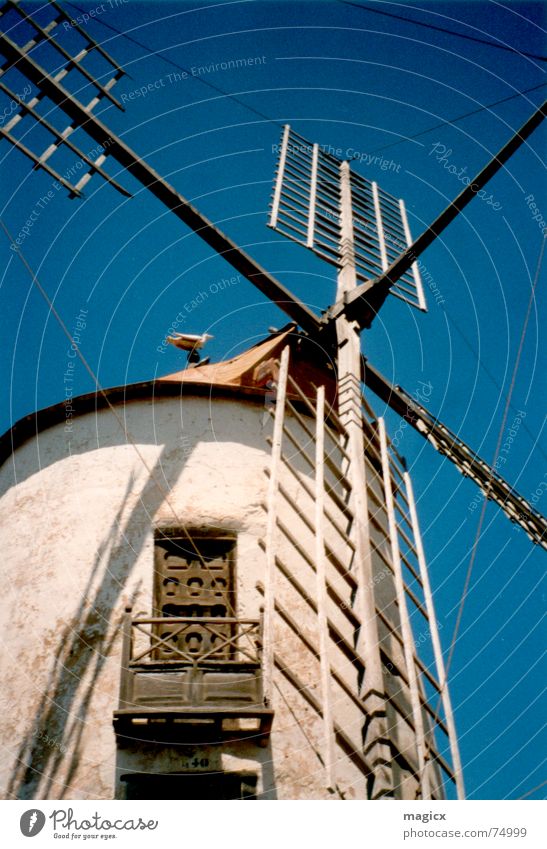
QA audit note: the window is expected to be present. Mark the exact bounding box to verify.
[153,529,236,660]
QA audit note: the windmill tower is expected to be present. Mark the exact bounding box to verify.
[0,0,544,801]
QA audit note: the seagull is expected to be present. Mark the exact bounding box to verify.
[166,332,214,351]
[167,332,214,363]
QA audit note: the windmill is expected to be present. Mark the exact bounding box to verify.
[0,0,545,801]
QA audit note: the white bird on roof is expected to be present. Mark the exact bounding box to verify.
[166,332,214,351]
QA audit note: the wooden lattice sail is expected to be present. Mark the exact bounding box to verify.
[261,345,464,799]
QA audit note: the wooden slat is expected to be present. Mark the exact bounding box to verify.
[0,10,61,68]
[0,126,80,195]
[377,614,451,739]
[404,471,465,799]
[274,417,350,497]
[379,587,437,705]
[399,198,427,311]
[49,0,125,76]
[275,512,357,594]
[263,345,290,704]
[282,418,352,491]
[379,417,431,798]
[371,181,388,272]
[269,123,290,228]
[286,397,351,463]
[384,688,456,782]
[275,460,352,553]
[287,372,346,437]
[8,1,123,110]
[315,386,336,790]
[0,81,130,197]
[262,586,366,717]
[265,434,354,521]
[272,547,367,675]
[276,658,373,779]
[307,142,319,247]
[263,461,355,551]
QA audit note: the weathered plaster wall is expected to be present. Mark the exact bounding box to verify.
[0,395,276,799]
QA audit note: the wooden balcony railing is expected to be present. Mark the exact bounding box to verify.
[130,615,262,665]
[113,609,273,745]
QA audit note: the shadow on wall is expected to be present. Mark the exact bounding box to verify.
[2,393,275,799]
[6,446,185,800]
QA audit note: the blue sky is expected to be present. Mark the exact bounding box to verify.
[0,0,545,800]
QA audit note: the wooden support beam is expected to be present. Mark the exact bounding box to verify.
[372,181,388,272]
[263,345,290,705]
[269,123,290,228]
[404,471,465,800]
[7,0,123,110]
[340,100,547,327]
[307,143,319,247]
[315,385,336,791]
[336,159,394,799]
[0,34,322,335]
[378,417,431,799]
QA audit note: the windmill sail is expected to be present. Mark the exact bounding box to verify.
[0,0,129,197]
[261,345,463,799]
[364,362,547,550]
[0,1,321,334]
[269,125,427,312]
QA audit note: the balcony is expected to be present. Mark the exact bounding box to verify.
[113,609,273,746]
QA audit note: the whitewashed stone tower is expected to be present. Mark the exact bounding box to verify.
[0,328,462,800]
